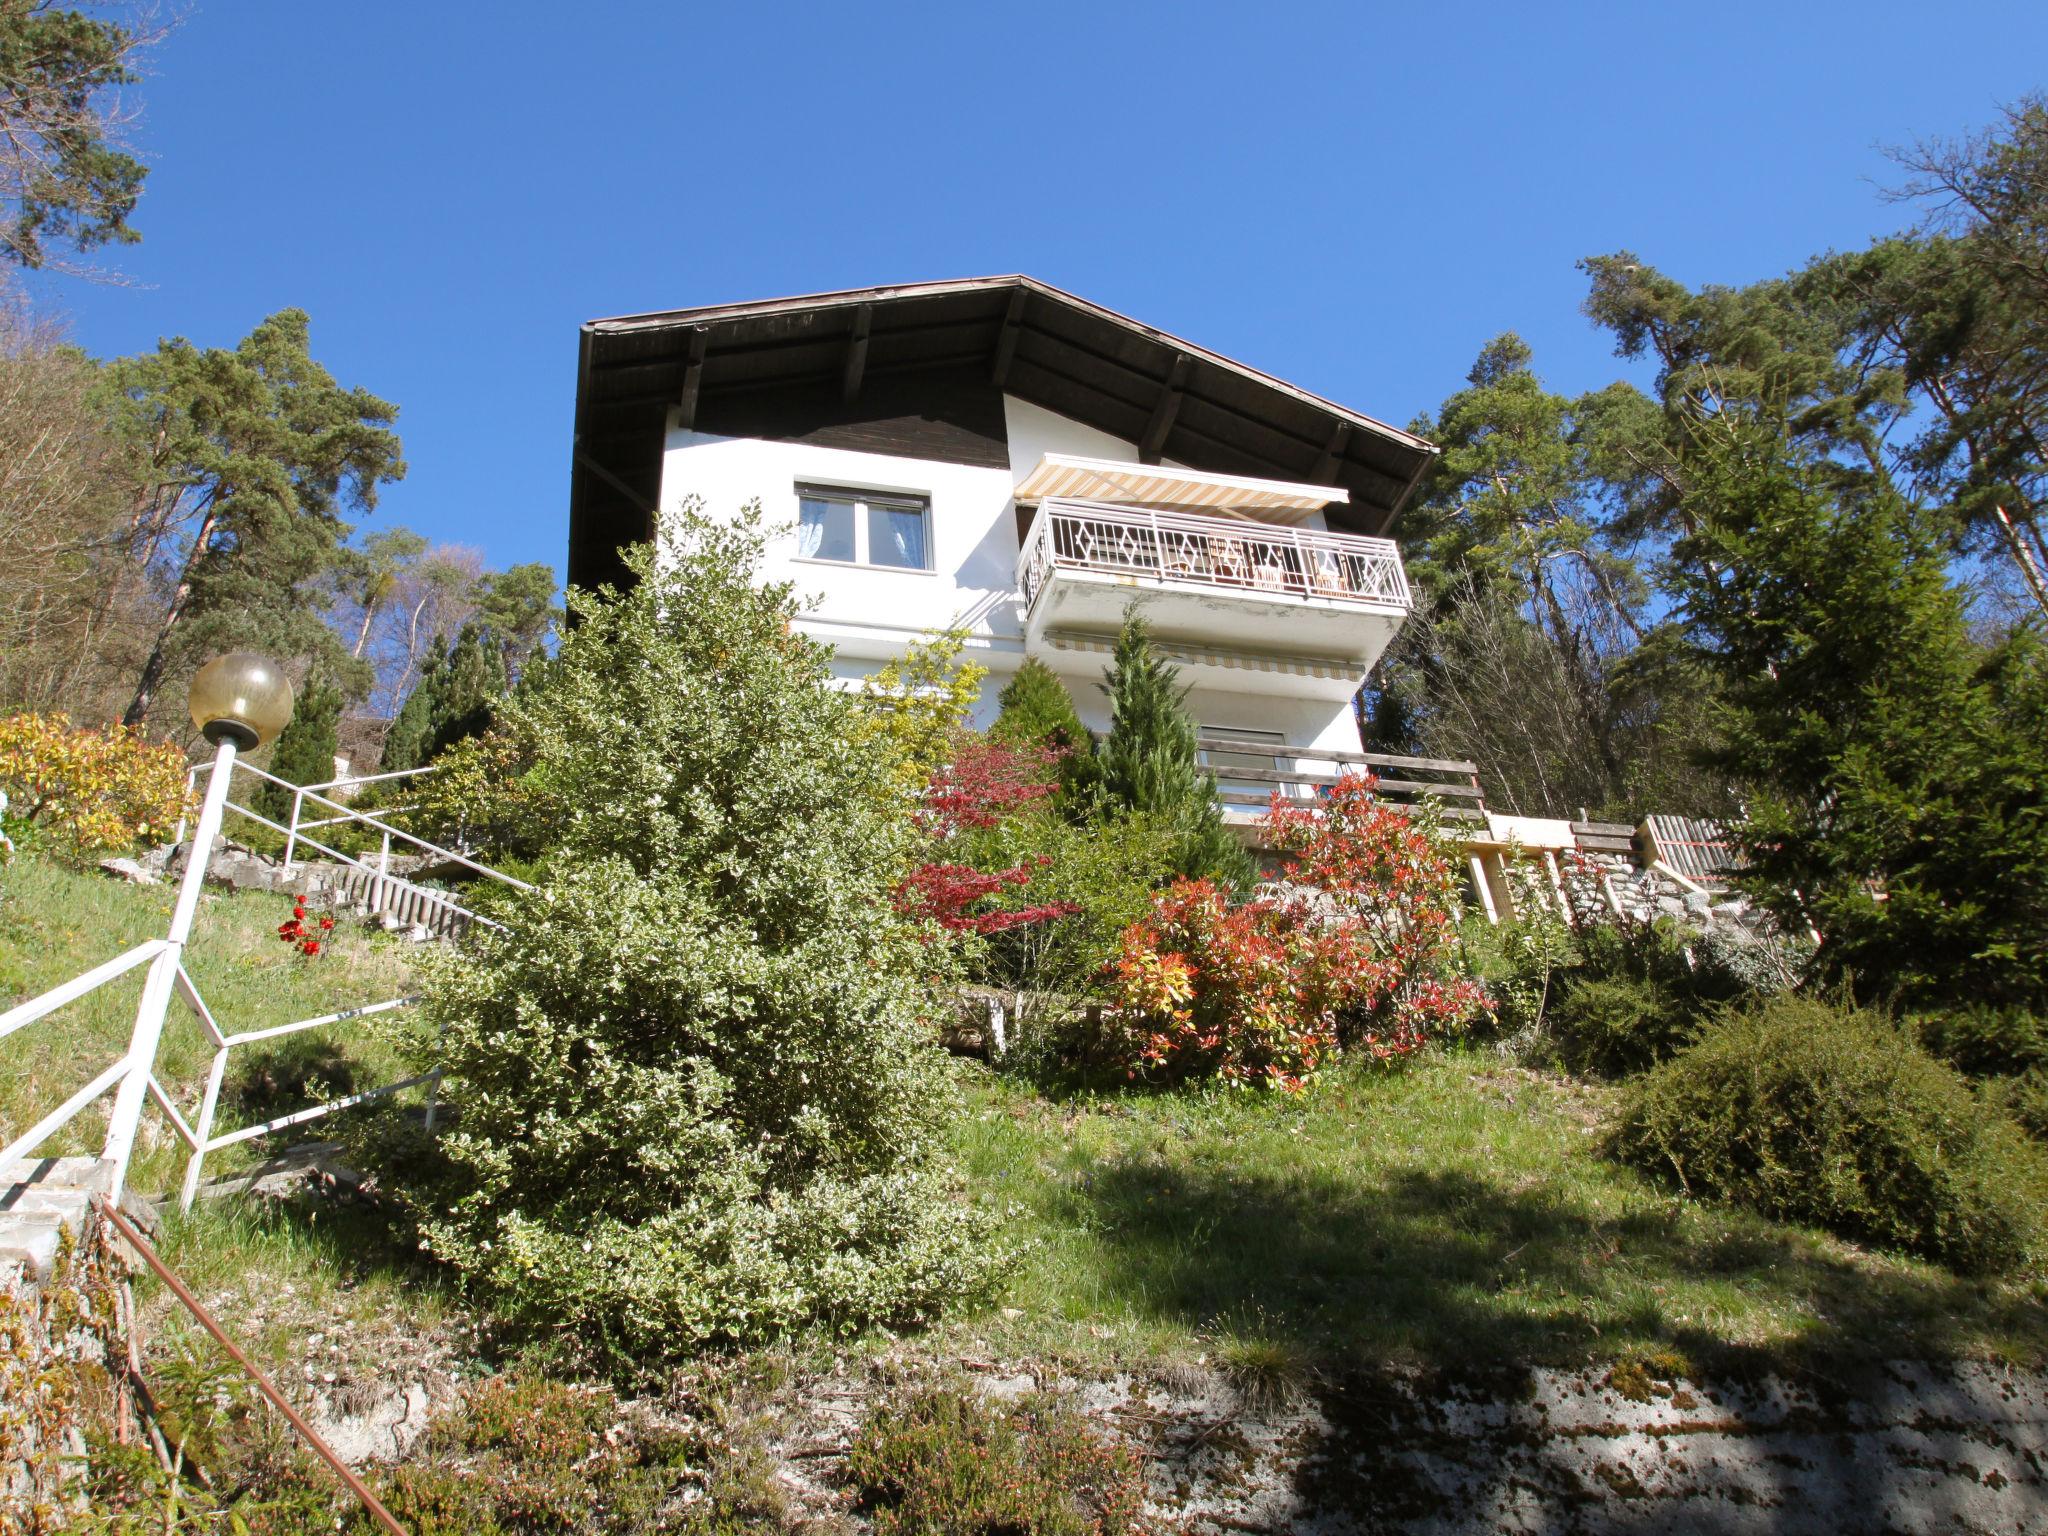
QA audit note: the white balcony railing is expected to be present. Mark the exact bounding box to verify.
[1018,498,1411,613]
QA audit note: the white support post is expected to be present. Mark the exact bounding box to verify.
[103,737,237,1203]
[173,764,197,846]
[282,786,305,873]
[178,1046,232,1213]
[1469,853,1500,925]
[375,829,391,913]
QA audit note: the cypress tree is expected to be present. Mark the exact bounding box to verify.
[991,657,1096,807]
[425,623,509,760]
[380,623,510,772]
[254,679,342,823]
[1094,610,1255,888]
[381,635,446,772]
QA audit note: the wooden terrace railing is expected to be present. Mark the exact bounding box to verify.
[1193,735,1488,825]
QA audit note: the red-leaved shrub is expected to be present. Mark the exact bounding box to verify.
[1265,774,1490,1056]
[1103,775,1488,1087]
[895,737,1079,938]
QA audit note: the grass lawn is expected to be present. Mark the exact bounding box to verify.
[944,1053,2048,1378]
[10,851,2045,1390]
[0,853,423,1199]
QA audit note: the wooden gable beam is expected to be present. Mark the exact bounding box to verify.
[841,304,872,401]
[990,289,1027,386]
[675,327,709,430]
[1311,420,1352,483]
[1138,354,1191,465]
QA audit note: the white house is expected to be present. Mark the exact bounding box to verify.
[567,276,1480,835]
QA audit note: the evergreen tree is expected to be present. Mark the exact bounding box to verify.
[254,679,341,824]
[0,3,152,269]
[379,623,509,772]
[990,657,1096,807]
[1674,409,2048,1010]
[473,561,559,678]
[1094,610,1254,888]
[380,634,445,773]
[106,309,404,728]
[428,622,509,759]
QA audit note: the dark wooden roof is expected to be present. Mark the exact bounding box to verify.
[569,275,1437,592]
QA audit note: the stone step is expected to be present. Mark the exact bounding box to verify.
[0,1155,112,1282]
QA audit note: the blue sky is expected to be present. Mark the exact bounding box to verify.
[23,1,2048,581]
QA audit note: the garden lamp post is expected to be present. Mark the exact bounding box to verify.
[100,653,292,1199]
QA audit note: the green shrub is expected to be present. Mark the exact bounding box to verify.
[1551,973,1701,1078]
[991,657,1097,809]
[1984,1068,2048,1143]
[963,808,1182,1003]
[1608,996,2048,1272]
[1549,918,1754,1078]
[847,1384,1149,1536]
[1917,1004,2048,1079]
[397,502,996,1368]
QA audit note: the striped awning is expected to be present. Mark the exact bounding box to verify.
[1012,454,1348,521]
[1040,630,1357,682]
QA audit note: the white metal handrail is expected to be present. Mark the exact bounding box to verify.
[1018,497,1412,612]
[182,755,532,898]
[2,744,523,1209]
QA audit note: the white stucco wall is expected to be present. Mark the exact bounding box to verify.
[654,398,1360,749]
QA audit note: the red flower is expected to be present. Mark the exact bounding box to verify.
[318,915,335,931]
[300,939,320,956]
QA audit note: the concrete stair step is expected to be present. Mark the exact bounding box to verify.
[0,1155,112,1283]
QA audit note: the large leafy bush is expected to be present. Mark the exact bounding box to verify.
[1608,996,2048,1272]
[0,710,187,855]
[402,502,995,1365]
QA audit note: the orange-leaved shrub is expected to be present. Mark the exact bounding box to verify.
[0,711,189,855]
[1101,776,1489,1088]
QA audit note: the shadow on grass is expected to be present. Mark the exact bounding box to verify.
[229,1039,358,1122]
[1058,1157,2048,1377]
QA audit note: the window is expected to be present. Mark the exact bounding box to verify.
[1200,725,1288,807]
[795,485,931,570]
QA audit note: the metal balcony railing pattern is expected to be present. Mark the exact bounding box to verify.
[1018,499,1412,613]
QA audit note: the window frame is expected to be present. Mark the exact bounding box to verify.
[793,483,934,573]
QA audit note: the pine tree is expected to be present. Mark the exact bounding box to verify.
[106,309,404,727]
[1094,610,1255,887]
[0,3,152,270]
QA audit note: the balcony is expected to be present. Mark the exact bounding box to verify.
[1016,498,1413,682]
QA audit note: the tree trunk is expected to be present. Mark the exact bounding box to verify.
[351,598,378,658]
[121,504,217,728]
[1993,502,2048,623]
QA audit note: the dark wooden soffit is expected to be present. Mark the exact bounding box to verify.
[567,275,1438,592]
